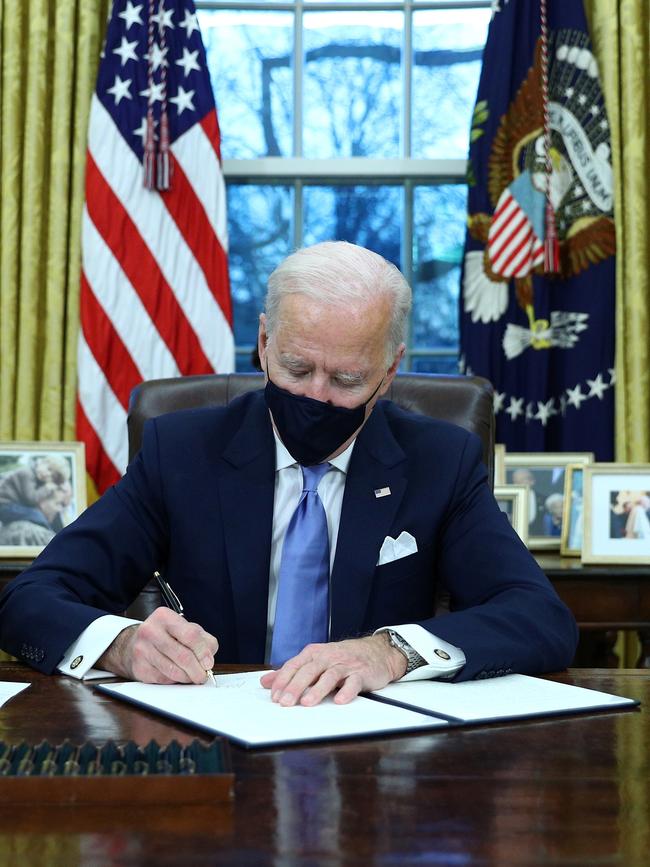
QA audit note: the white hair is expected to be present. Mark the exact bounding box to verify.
[264,241,412,363]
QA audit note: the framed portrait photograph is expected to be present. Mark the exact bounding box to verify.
[560,464,585,557]
[494,443,506,486]
[582,464,650,565]
[503,452,594,550]
[0,442,86,559]
[494,484,529,546]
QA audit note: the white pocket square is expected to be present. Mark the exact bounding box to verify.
[377,531,418,566]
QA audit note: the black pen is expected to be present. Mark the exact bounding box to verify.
[153,571,217,687]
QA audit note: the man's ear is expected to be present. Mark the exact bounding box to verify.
[258,313,268,369]
[381,344,405,394]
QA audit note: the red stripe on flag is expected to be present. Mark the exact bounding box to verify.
[489,194,517,235]
[76,397,121,492]
[161,155,233,326]
[489,209,527,258]
[85,154,215,376]
[500,227,534,274]
[79,272,142,410]
[200,109,223,163]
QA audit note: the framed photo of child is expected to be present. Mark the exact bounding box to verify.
[0,442,86,559]
[582,464,650,564]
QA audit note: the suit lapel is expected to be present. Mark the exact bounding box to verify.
[330,403,407,640]
[217,394,275,662]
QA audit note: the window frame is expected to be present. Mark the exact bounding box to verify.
[197,0,492,369]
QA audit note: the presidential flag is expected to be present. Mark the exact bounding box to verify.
[460,0,615,459]
[78,0,233,494]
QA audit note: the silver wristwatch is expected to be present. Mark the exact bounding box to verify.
[385,630,426,675]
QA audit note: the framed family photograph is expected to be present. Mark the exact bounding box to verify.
[0,442,86,559]
[560,464,585,557]
[494,485,529,546]
[582,464,650,564]
[503,452,594,550]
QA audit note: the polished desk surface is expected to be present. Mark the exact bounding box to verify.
[0,663,648,866]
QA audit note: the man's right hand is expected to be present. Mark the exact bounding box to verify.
[97,607,218,684]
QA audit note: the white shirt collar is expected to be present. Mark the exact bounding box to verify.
[273,430,355,474]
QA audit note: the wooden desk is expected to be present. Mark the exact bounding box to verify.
[538,553,650,667]
[0,662,647,864]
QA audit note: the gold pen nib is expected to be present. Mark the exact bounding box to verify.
[205,670,217,688]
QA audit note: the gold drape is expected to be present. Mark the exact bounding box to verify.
[585,0,650,668]
[585,0,650,462]
[0,0,109,442]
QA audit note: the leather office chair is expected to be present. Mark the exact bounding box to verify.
[125,372,495,620]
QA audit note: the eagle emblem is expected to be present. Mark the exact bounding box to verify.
[464,30,616,359]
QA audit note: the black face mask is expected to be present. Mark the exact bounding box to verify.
[264,372,384,465]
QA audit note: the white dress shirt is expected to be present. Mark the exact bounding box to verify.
[59,431,465,681]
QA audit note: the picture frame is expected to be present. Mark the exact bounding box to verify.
[503,452,594,550]
[0,442,86,559]
[560,464,586,557]
[582,464,650,565]
[493,443,506,486]
[494,484,529,547]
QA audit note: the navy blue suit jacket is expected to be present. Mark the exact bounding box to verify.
[0,391,578,678]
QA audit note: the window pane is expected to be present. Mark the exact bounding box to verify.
[410,355,459,375]
[412,184,467,350]
[236,350,262,373]
[303,184,402,268]
[199,10,293,158]
[412,9,490,158]
[303,12,403,158]
[227,183,294,360]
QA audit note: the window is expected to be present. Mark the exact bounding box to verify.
[197,1,491,371]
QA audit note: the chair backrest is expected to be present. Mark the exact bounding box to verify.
[128,372,494,471]
[125,372,494,620]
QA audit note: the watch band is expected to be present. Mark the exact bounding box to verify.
[385,629,427,675]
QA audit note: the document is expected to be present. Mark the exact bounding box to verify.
[371,674,637,723]
[0,682,30,709]
[97,671,638,749]
[98,671,445,748]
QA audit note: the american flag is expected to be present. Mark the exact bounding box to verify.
[78,0,233,494]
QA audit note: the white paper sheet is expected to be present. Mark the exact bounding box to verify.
[372,674,637,722]
[80,668,119,681]
[99,670,446,747]
[0,682,30,708]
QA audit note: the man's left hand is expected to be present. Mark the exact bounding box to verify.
[259,634,407,706]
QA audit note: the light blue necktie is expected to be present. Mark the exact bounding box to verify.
[270,463,331,667]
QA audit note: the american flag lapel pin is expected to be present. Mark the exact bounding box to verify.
[374,486,391,498]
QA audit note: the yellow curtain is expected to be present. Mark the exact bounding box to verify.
[585,0,650,463]
[585,0,650,668]
[0,0,109,443]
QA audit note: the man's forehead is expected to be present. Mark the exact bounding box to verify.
[277,351,368,379]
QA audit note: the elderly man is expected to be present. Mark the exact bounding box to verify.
[0,242,578,705]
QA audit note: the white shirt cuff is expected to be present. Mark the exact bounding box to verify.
[57,614,141,680]
[374,623,466,682]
